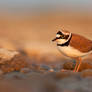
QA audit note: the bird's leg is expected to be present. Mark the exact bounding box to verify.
[76,57,82,72]
[73,58,79,72]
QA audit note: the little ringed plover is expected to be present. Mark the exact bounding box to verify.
[52,30,92,72]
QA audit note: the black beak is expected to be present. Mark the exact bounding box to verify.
[52,37,57,42]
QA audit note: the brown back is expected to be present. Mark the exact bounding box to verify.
[70,33,92,53]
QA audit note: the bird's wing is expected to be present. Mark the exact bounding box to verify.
[70,33,92,53]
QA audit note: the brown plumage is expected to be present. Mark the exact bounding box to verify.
[52,30,92,72]
[70,33,92,53]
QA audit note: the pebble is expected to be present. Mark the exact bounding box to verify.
[20,68,31,73]
[4,72,27,80]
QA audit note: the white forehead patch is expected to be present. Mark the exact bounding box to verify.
[56,34,61,38]
[62,31,69,35]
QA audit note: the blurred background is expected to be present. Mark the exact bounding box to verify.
[0,1,92,92]
[0,0,92,54]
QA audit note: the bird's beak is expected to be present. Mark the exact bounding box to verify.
[52,37,57,42]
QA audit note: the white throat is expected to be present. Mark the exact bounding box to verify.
[57,33,72,45]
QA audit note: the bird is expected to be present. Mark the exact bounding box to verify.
[52,29,92,72]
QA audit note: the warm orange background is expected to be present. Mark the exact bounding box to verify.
[0,0,92,56]
[0,12,92,54]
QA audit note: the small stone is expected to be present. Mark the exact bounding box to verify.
[0,48,19,64]
[50,64,62,72]
[20,68,31,73]
[63,61,75,70]
[4,72,26,79]
[60,69,69,72]
[0,48,31,73]
[48,69,54,72]
[31,64,41,71]
[40,65,51,71]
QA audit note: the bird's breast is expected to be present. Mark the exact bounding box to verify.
[57,45,89,58]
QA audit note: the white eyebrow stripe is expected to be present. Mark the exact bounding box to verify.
[56,34,60,37]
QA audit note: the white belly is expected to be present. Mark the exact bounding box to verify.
[57,46,90,58]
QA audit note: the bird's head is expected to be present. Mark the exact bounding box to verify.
[52,30,71,45]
